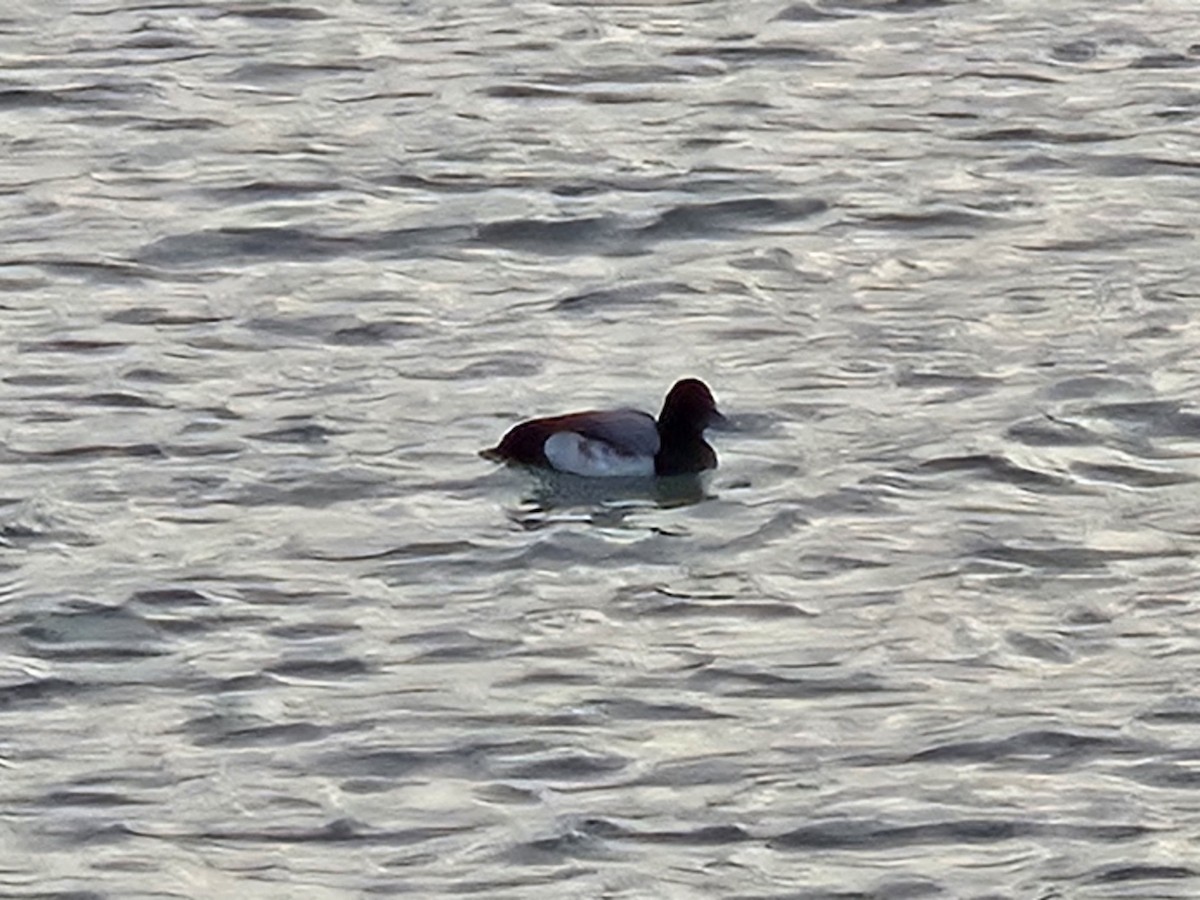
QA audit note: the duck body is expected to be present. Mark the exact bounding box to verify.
[485,379,723,478]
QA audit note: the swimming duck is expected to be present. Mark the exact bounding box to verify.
[483,378,724,477]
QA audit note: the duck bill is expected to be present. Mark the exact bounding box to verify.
[707,409,730,430]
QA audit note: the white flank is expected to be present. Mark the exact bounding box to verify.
[543,431,656,477]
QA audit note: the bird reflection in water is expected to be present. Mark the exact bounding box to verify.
[507,470,712,530]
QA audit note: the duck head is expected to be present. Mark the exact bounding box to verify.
[657,378,725,437]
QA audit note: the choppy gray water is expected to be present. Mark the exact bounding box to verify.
[3,0,1200,896]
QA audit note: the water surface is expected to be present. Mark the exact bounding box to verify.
[3,0,1200,896]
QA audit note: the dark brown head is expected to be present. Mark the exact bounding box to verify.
[657,378,723,437]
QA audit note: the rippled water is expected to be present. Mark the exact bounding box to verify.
[4,0,1200,896]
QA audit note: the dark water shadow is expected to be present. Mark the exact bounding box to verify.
[503,470,713,526]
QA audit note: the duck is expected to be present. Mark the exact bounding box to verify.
[483,378,724,477]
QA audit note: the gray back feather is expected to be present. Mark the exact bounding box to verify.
[575,409,660,457]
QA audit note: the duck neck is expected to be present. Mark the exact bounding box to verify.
[657,417,703,445]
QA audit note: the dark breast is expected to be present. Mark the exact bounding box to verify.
[654,438,717,476]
